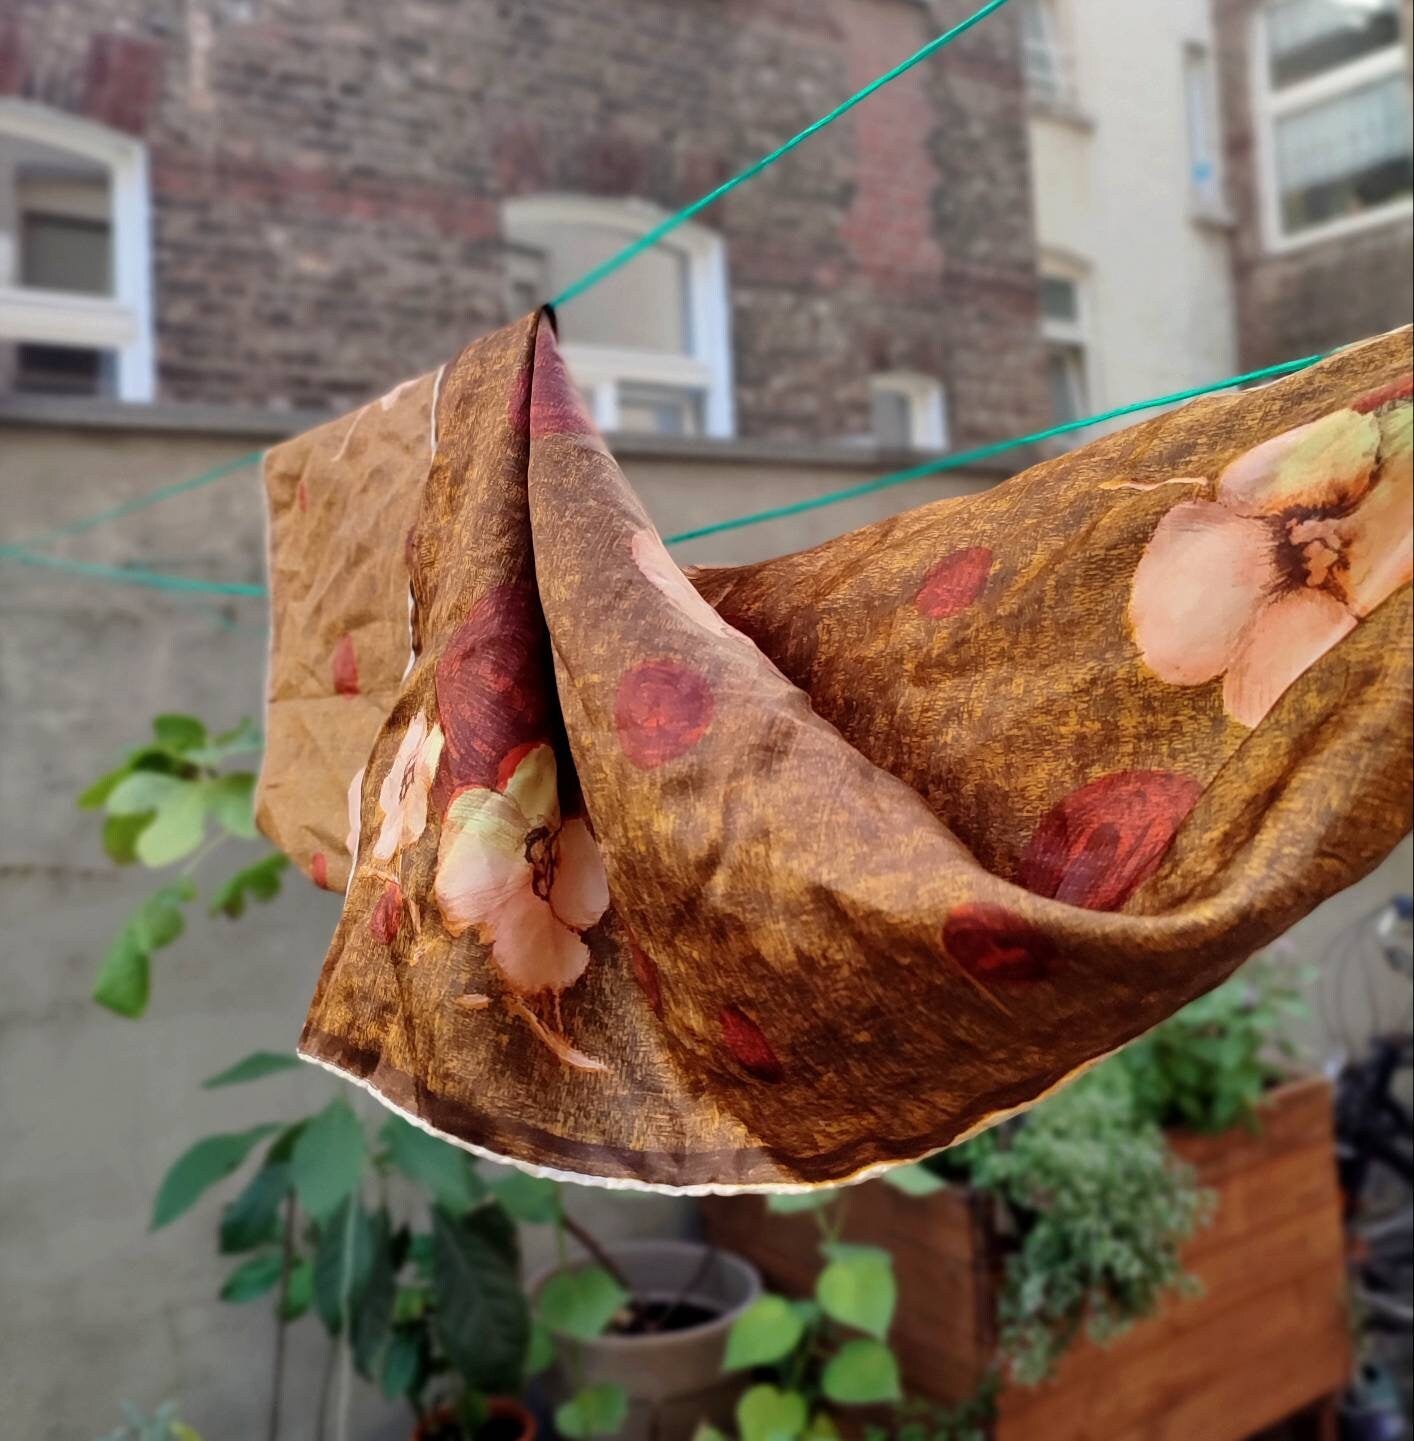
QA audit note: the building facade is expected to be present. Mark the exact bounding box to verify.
[0,0,1051,452]
[1213,0,1414,369]
[1017,0,1239,436]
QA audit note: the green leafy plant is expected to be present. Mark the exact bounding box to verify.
[939,1065,1210,1386]
[716,1164,942,1441]
[1117,954,1307,1133]
[861,1380,999,1441]
[79,715,288,1017]
[95,1400,203,1441]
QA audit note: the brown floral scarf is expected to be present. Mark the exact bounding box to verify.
[258,312,1412,1190]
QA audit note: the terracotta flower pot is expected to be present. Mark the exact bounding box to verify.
[529,1239,760,1441]
[413,1397,537,1441]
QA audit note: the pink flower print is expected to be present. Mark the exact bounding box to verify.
[371,714,444,864]
[434,742,610,1070]
[1129,392,1412,727]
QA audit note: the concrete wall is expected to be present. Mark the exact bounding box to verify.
[1027,0,1238,426]
[2,405,1409,1440]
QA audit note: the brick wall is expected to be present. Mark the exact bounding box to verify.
[1212,0,1414,371]
[0,0,1049,446]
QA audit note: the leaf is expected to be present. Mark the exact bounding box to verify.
[313,1197,376,1332]
[152,1124,280,1229]
[526,1320,555,1376]
[101,812,150,864]
[106,771,187,816]
[379,1115,483,1214]
[93,931,150,1018]
[804,1415,840,1441]
[766,1190,836,1214]
[537,1264,628,1341]
[821,1339,903,1405]
[380,1328,424,1400]
[431,1207,531,1393]
[489,1169,561,1223]
[220,1251,284,1303]
[290,1100,366,1221]
[736,1384,808,1441]
[78,763,133,810]
[188,717,264,766]
[555,1383,629,1440]
[153,714,208,751]
[725,1295,806,1370]
[203,1051,302,1088]
[208,854,289,919]
[466,1203,520,1268]
[135,785,208,867]
[879,1163,946,1197]
[134,885,193,951]
[816,1250,897,1340]
[280,1257,314,1320]
[350,1212,396,1376]
[205,773,258,839]
[219,1163,290,1253]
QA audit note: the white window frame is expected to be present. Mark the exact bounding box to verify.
[1039,259,1093,430]
[0,100,154,402]
[1250,2,1414,254]
[503,194,735,438]
[1019,0,1078,110]
[869,371,949,451]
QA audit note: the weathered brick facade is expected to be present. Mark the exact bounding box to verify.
[1212,0,1414,371]
[0,0,1050,447]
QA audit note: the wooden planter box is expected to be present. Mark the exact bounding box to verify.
[702,1076,1350,1441]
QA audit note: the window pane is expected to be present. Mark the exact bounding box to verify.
[21,213,111,294]
[12,342,112,395]
[1275,74,1413,232]
[1040,275,1079,323]
[872,388,913,448]
[1047,344,1087,422]
[1265,0,1401,89]
[616,383,703,437]
[510,218,689,353]
[1185,47,1224,209]
[1020,0,1071,104]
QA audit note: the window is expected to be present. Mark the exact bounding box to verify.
[1184,44,1227,216]
[1253,0,1413,248]
[1040,269,1089,425]
[503,195,734,438]
[870,372,948,451]
[0,100,154,400]
[1019,0,1077,108]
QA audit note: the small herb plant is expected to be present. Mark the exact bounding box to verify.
[95,1401,203,1441]
[78,714,289,1017]
[710,1164,943,1441]
[940,1064,1210,1386]
[1117,953,1307,1134]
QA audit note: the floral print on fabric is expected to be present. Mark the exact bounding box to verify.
[1130,388,1413,727]
[943,902,1056,983]
[1019,770,1203,912]
[915,546,994,619]
[614,658,715,768]
[434,741,610,1067]
[371,713,443,863]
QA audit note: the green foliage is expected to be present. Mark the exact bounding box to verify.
[151,1124,280,1229]
[95,1399,203,1441]
[202,1050,302,1088]
[489,1169,562,1223]
[220,1252,285,1303]
[290,1100,366,1221]
[722,1193,907,1438]
[430,1206,530,1393]
[379,1115,484,1215]
[555,1382,630,1439]
[950,1065,1209,1386]
[1117,955,1306,1134]
[80,714,287,1017]
[862,1379,1000,1441]
[877,1164,945,1197]
[537,1263,629,1340]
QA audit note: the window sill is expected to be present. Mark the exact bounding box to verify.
[1027,98,1095,133]
[1190,202,1235,233]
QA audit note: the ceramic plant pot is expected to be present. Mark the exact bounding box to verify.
[529,1239,760,1441]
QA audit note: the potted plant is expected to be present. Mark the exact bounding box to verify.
[703,957,1353,1441]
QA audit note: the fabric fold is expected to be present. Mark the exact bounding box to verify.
[260,312,1412,1190]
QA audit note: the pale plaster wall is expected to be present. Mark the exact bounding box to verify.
[1029,0,1239,428]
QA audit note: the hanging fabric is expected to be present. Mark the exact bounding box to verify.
[258,311,1412,1191]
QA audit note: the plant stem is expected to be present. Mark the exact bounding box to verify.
[315,1335,337,1441]
[560,1207,635,1295]
[268,1191,296,1441]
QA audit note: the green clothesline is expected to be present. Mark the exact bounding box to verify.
[0,351,1326,599]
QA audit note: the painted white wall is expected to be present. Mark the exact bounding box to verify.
[1028,0,1237,431]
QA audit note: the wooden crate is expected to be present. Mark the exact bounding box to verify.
[702,1076,1351,1441]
